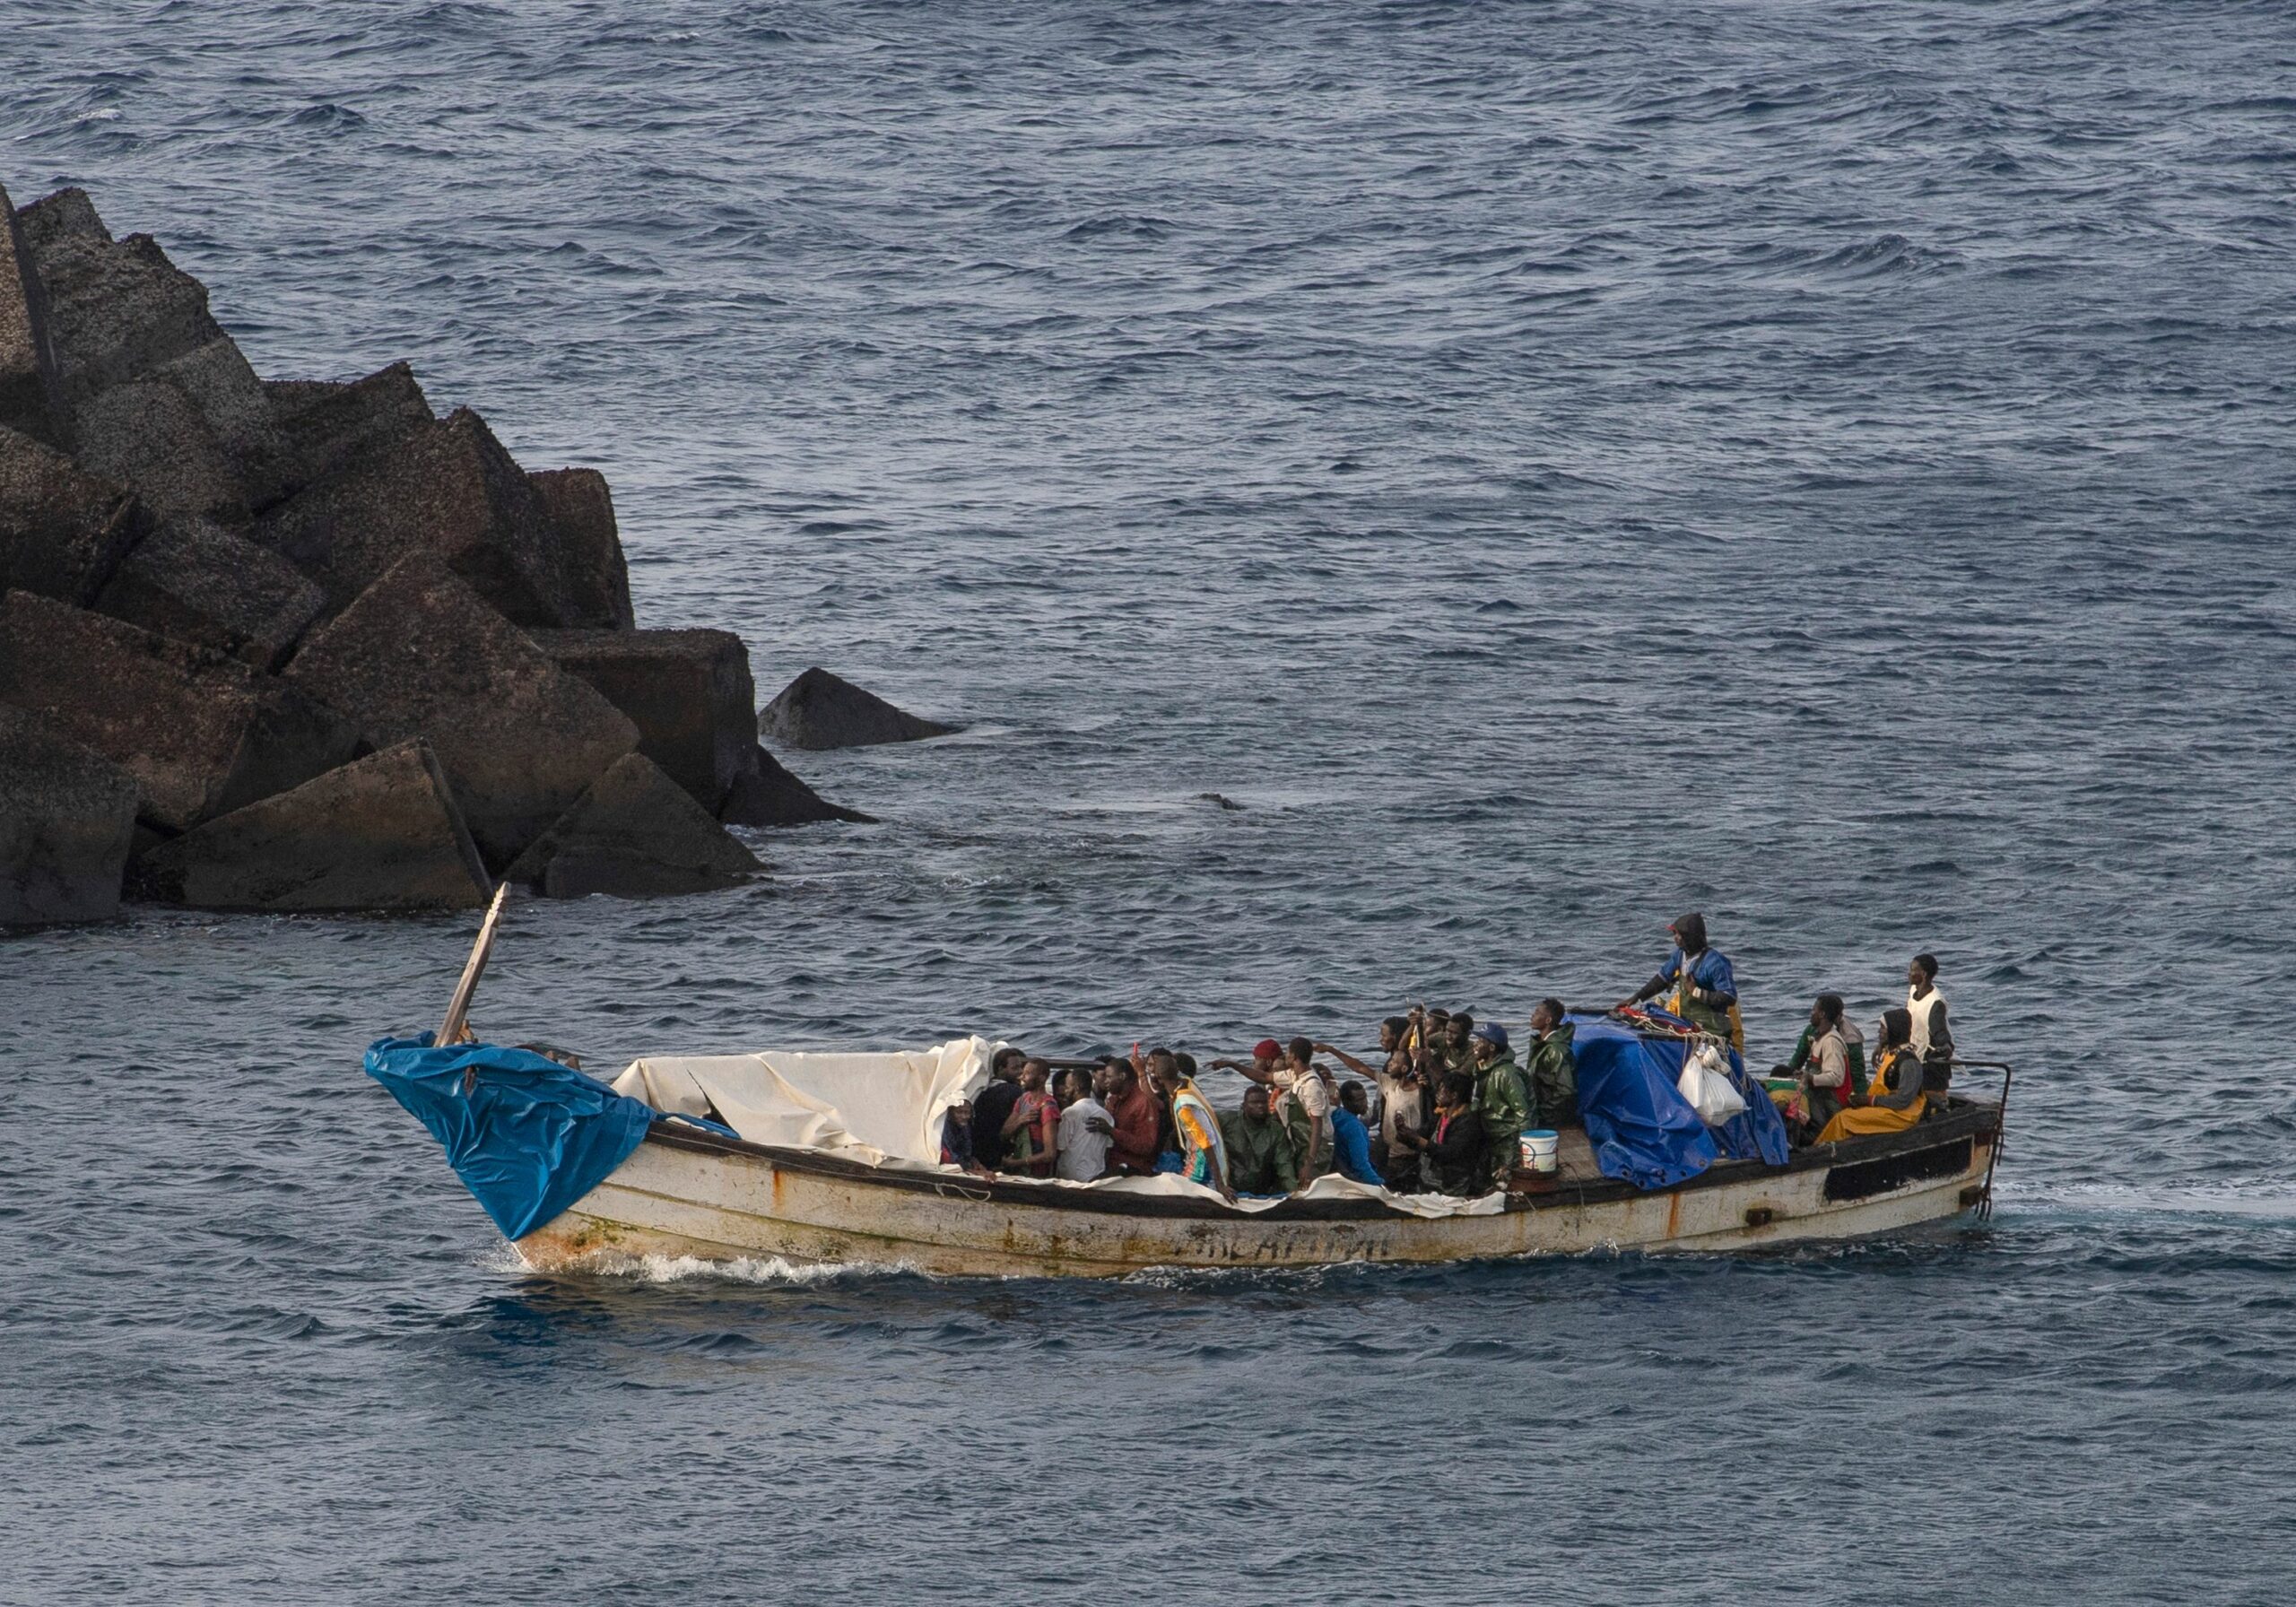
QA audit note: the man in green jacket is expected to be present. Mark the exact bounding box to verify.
[1523,998,1580,1131]
[1220,1085,1300,1196]
[1467,1021,1531,1191]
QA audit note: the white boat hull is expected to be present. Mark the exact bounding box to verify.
[515,1108,2000,1278]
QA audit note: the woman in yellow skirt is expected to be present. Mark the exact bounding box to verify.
[1815,1007,1926,1142]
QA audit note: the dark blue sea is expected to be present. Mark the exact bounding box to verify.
[5,3,2295,1602]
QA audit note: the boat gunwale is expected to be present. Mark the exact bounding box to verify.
[632,1098,2003,1224]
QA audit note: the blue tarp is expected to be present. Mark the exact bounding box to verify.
[365,1035,657,1240]
[1565,1013,1791,1190]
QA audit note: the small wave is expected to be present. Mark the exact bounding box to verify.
[1998,1179,2296,1223]
[1060,213,1175,242]
[289,101,366,131]
[538,1250,900,1284]
[1810,232,1954,281]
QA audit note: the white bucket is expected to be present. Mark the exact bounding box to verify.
[1519,1129,1560,1174]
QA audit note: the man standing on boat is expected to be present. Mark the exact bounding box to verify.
[1167,1061,1235,1203]
[1620,912,1743,1047]
[1213,1038,1331,1179]
[1523,998,1579,1132]
[971,1047,1026,1171]
[1103,1054,1165,1176]
[1316,1019,1426,1186]
[1466,1022,1531,1192]
[1274,1036,1334,1179]
[1907,953,1953,1101]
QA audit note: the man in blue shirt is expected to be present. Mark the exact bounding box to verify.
[1620,911,1740,1043]
[1330,1081,1384,1186]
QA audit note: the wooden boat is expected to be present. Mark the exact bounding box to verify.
[514,1100,2005,1277]
[410,890,2013,1281]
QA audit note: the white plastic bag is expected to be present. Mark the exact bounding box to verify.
[1677,1045,1747,1125]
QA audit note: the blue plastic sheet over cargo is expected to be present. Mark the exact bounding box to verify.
[365,1035,656,1240]
[1564,1013,1791,1189]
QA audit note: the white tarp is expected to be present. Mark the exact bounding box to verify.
[612,1037,994,1170]
[612,1037,1500,1219]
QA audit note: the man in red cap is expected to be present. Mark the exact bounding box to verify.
[1211,1038,1286,1087]
[1210,1037,1331,1177]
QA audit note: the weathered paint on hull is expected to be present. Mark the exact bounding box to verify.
[516,1129,1997,1279]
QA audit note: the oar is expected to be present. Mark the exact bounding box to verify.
[438,882,509,1047]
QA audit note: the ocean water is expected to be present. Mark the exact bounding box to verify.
[5,2,2295,1602]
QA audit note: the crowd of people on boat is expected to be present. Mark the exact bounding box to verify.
[936,914,1960,1200]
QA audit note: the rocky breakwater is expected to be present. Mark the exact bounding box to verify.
[0,182,864,925]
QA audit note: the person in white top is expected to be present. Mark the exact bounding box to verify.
[1906,952,1952,1098]
[1271,1036,1334,1179]
[1053,1068,1115,1182]
[1317,1017,1424,1182]
[1796,993,1853,1139]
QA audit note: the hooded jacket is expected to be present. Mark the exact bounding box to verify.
[1645,912,1737,1038]
[1524,1021,1579,1128]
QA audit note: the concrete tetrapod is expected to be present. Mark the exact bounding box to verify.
[0,589,361,833]
[759,666,960,751]
[263,361,434,499]
[257,407,600,628]
[526,468,633,632]
[0,180,65,448]
[133,739,491,912]
[529,626,758,812]
[282,555,637,869]
[718,745,873,828]
[506,751,762,899]
[13,187,222,410]
[0,704,139,925]
[93,513,327,670]
[0,424,138,604]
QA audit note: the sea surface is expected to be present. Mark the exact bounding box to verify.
[5,3,2294,1603]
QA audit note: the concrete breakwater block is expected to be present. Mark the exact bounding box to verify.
[760,666,960,751]
[0,424,138,604]
[507,751,761,899]
[14,185,285,517]
[0,177,897,909]
[0,589,360,832]
[93,513,327,671]
[134,739,491,912]
[718,745,874,828]
[70,335,286,521]
[0,182,65,448]
[264,361,434,497]
[0,704,139,925]
[13,189,224,411]
[283,555,638,868]
[527,468,633,632]
[530,626,756,812]
[257,406,603,629]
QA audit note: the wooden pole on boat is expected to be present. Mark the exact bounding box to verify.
[438,882,509,1047]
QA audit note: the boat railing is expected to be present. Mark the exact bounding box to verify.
[1947,1058,2013,1220]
